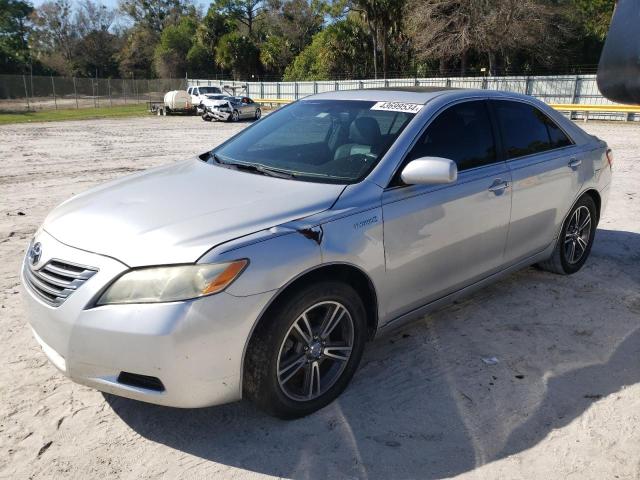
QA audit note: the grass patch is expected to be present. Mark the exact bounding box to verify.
[0,104,149,125]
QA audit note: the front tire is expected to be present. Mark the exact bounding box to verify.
[244,281,367,419]
[537,194,597,274]
[230,110,240,122]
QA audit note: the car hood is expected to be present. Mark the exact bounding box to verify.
[202,98,229,107]
[43,158,345,266]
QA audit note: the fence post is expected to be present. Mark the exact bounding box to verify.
[108,78,112,107]
[50,76,57,110]
[294,82,299,100]
[277,82,280,99]
[147,79,151,106]
[313,81,317,94]
[73,77,79,108]
[123,79,127,104]
[525,76,533,96]
[571,75,580,104]
[22,74,30,110]
[334,80,338,91]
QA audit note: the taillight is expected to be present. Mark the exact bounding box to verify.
[606,148,613,169]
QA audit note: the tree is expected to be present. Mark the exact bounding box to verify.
[197,6,234,51]
[213,0,263,36]
[572,0,615,40]
[118,26,158,77]
[259,34,292,76]
[119,0,193,32]
[215,31,260,78]
[153,14,197,77]
[284,18,372,80]
[29,0,76,75]
[406,0,569,75]
[0,0,34,73]
[351,0,406,78]
[262,0,323,53]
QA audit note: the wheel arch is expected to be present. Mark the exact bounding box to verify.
[240,262,379,395]
[582,188,602,224]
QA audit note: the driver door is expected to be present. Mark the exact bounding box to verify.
[381,100,512,321]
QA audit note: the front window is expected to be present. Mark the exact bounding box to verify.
[199,86,221,95]
[212,100,416,183]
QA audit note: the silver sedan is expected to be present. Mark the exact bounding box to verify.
[21,88,611,418]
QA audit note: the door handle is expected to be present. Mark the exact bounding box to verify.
[488,179,510,193]
[568,158,582,168]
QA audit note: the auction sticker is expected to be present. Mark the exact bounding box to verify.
[371,101,423,113]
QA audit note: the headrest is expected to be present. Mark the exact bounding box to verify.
[349,117,381,145]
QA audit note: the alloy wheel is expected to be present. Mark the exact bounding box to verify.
[277,301,354,401]
[564,205,592,264]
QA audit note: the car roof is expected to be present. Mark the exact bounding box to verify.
[302,87,511,104]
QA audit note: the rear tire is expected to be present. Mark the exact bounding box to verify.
[255,108,262,120]
[244,281,367,419]
[537,195,597,275]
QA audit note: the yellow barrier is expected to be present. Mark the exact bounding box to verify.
[254,98,292,105]
[549,103,640,113]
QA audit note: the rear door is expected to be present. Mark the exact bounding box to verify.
[491,100,584,264]
[381,100,512,320]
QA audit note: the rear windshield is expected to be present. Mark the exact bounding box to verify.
[213,100,415,183]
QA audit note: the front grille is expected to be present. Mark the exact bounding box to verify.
[24,259,98,307]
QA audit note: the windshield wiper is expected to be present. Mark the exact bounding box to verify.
[211,154,295,179]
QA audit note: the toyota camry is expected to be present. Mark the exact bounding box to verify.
[21,87,612,418]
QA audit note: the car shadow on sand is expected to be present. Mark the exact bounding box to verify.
[106,228,640,479]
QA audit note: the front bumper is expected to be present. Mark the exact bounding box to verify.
[21,230,273,408]
[205,107,231,121]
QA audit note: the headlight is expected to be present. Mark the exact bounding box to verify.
[97,260,247,305]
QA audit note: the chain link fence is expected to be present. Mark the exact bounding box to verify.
[0,75,187,112]
[2,73,638,121]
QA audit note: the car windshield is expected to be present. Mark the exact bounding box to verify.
[212,100,416,184]
[205,94,225,99]
[199,87,220,94]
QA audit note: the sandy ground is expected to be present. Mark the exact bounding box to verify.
[0,116,639,480]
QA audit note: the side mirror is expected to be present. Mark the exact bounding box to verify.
[400,157,457,185]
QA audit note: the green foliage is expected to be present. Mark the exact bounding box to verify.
[259,35,291,74]
[284,19,372,80]
[153,15,197,77]
[572,0,615,40]
[215,31,260,78]
[0,0,33,73]
[118,27,158,77]
[119,0,194,33]
[0,0,621,80]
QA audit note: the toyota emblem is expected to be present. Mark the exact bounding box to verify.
[29,242,42,266]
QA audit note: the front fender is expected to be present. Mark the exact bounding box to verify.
[199,229,322,296]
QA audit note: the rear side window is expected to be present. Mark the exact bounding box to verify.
[493,101,572,159]
[408,100,497,171]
